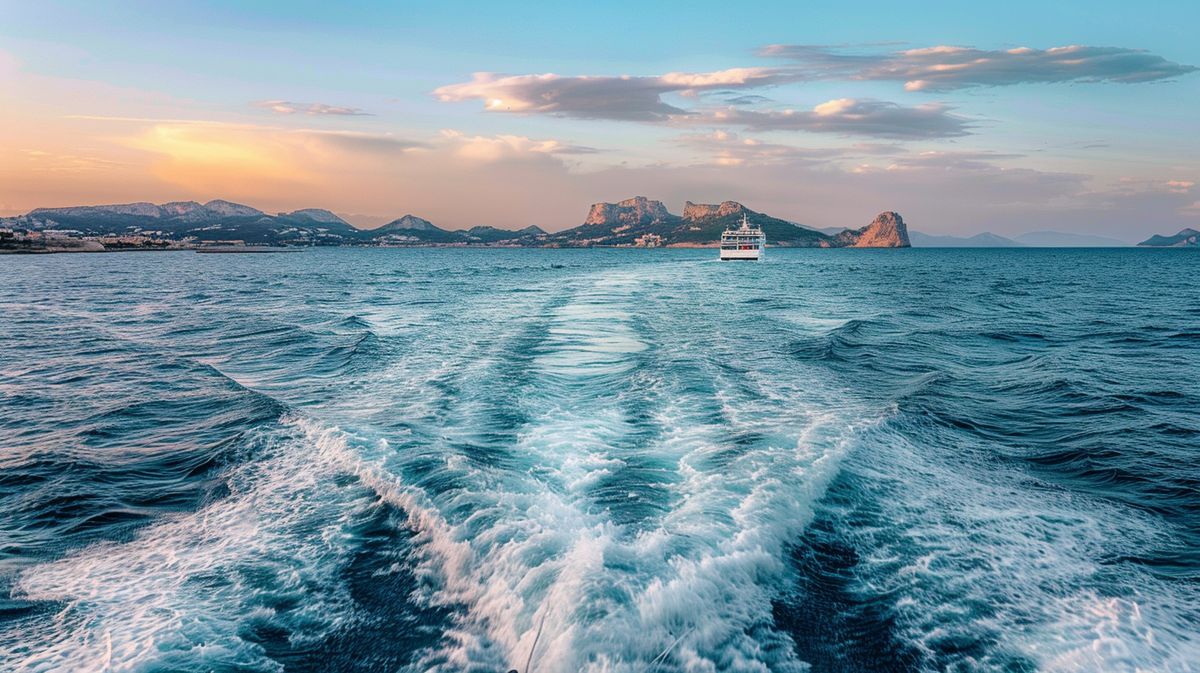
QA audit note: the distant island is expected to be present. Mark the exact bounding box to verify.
[1137,228,1199,247]
[908,230,1132,247]
[0,197,910,252]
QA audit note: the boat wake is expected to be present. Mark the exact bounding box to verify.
[4,249,1198,672]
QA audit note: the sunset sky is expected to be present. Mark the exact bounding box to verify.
[2,0,1198,239]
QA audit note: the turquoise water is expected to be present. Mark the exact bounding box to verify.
[1,248,1197,672]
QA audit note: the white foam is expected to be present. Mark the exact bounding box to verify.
[833,421,1200,673]
[347,268,880,672]
[8,417,380,672]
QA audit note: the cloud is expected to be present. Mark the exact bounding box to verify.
[759,44,1198,91]
[659,67,778,88]
[1076,178,1200,226]
[433,68,788,121]
[675,131,845,166]
[848,142,907,155]
[436,73,681,121]
[126,123,314,192]
[704,99,972,139]
[829,149,1088,209]
[58,119,433,199]
[724,94,773,106]
[438,129,599,161]
[314,131,427,154]
[17,149,125,173]
[254,100,372,116]
[876,150,1027,171]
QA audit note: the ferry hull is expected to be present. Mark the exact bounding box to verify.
[719,248,763,261]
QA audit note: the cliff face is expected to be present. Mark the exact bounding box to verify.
[834,211,911,248]
[584,196,672,227]
[549,197,834,247]
[682,200,745,221]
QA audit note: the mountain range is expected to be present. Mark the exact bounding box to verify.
[5,197,1179,248]
[10,201,363,245]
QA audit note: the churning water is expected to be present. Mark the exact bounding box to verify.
[1,248,1197,672]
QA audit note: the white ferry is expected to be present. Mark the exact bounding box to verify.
[719,213,766,261]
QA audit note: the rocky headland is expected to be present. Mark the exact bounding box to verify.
[1138,228,1199,247]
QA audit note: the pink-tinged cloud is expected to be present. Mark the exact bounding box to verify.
[433,68,791,122]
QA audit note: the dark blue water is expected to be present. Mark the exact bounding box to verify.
[1,248,1196,672]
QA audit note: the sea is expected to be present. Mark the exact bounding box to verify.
[1,247,1197,673]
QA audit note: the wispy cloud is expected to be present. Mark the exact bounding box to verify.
[17,149,125,173]
[432,68,789,122]
[759,44,1198,91]
[704,99,972,139]
[723,94,773,106]
[65,115,422,152]
[254,100,372,116]
[316,131,426,153]
[438,129,599,161]
[675,130,847,166]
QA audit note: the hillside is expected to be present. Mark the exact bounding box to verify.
[545,197,908,248]
[1,201,545,247]
[10,201,365,245]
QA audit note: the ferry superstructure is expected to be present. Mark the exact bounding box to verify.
[719,213,765,260]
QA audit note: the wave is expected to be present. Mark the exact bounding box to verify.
[785,412,1200,672]
[0,349,285,579]
[7,416,408,672]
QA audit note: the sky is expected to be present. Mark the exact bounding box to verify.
[1,0,1198,239]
